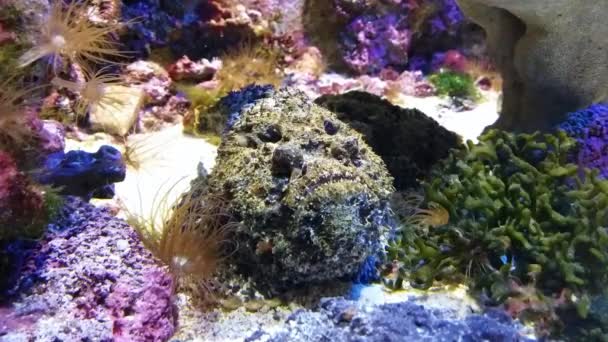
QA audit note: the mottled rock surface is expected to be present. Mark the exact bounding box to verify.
[458,0,608,131]
[36,145,126,200]
[246,297,534,341]
[206,87,395,292]
[558,103,608,179]
[315,91,461,190]
[0,197,177,341]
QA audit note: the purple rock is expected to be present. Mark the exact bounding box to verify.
[558,103,608,179]
[0,197,177,341]
[341,13,411,75]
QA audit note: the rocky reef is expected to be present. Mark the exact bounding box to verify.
[0,197,177,341]
[203,87,395,292]
[315,91,461,191]
[458,0,608,131]
[247,297,532,341]
[0,151,60,241]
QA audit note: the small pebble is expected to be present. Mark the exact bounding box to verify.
[116,239,129,251]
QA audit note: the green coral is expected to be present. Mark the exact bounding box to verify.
[429,69,479,99]
[389,129,608,334]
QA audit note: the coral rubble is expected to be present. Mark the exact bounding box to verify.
[203,87,395,292]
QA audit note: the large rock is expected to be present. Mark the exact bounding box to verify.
[315,91,461,191]
[36,145,126,200]
[0,197,176,341]
[457,0,608,131]
[206,86,395,292]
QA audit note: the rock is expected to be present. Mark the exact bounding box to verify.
[0,151,54,242]
[340,13,411,74]
[38,120,65,154]
[124,60,191,132]
[0,197,177,341]
[205,87,395,292]
[88,85,145,136]
[457,0,608,131]
[557,103,608,179]
[246,297,533,341]
[35,145,126,200]
[167,55,222,82]
[315,91,461,190]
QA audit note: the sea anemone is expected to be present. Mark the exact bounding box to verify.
[18,0,127,69]
[123,179,237,301]
[51,66,124,118]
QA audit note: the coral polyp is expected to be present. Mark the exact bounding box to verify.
[51,67,124,117]
[18,0,126,69]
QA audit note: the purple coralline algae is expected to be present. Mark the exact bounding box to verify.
[246,297,533,341]
[124,61,191,132]
[0,197,177,341]
[558,103,608,179]
[424,0,465,36]
[121,0,180,58]
[341,13,411,75]
[35,145,126,200]
[167,55,222,82]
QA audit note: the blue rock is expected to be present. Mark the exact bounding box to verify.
[557,103,608,138]
[246,297,536,341]
[36,146,126,200]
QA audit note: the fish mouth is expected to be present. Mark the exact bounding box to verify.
[302,172,359,196]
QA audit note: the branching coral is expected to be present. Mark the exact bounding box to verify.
[124,179,237,300]
[388,129,608,336]
[18,0,127,69]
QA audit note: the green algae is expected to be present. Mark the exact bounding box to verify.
[429,69,479,99]
[388,129,608,336]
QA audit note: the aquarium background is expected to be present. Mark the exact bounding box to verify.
[0,0,607,341]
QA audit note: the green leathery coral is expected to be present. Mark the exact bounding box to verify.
[388,129,608,331]
[429,69,479,99]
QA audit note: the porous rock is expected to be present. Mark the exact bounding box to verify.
[457,0,608,131]
[206,87,395,292]
[246,297,532,341]
[0,197,176,341]
[36,145,126,200]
